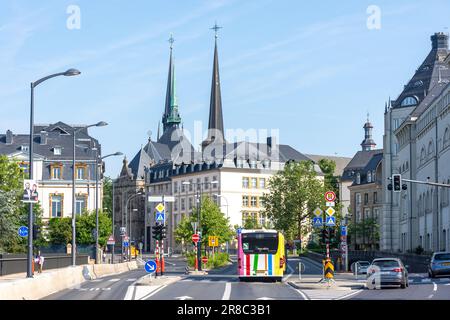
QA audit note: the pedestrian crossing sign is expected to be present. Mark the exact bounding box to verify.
[313,217,323,227]
[156,212,165,222]
[325,216,336,226]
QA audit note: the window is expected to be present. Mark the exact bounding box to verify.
[51,195,63,217]
[174,182,178,193]
[367,171,372,183]
[19,162,29,174]
[76,167,86,180]
[189,197,193,210]
[428,140,434,155]
[75,195,86,214]
[53,147,62,155]
[181,198,185,210]
[189,179,193,191]
[251,196,257,207]
[374,192,378,204]
[174,201,178,211]
[420,147,426,164]
[249,160,257,169]
[205,177,209,190]
[242,196,249,207]
[356,193,361,205]
[364,208,371,219]
[373,170,377,181]
[401,96,418,107]
[251,178,257,189]
[259,197,265,207]
[258,213,266,226]
[444,128,450,148]
[181,181,185,192]
[364,193,369,205]
[21,145,29,152]
[212,176,218,188]
[242,177,249,188]
[51,165,62,179]
[259,178,266,189]
[356,173,361,184]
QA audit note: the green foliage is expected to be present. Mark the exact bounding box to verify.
[243,216,260,229]
[48,217,72,244]
[348,217,379,246]
[185,251,230,269]
[102,176,113,217]
[262,161,324,241]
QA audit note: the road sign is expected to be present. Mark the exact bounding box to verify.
[208,236,218,247]
[156,212,165,222]
[341,226,347,236]
[107,235,115,245]
[325,191,336,202]
[312,217,323,228]
[325,216,336,226]
[313,208,323,217]
[201,256,208,264]
[148,196,175,202]
[326,201,335,207]
[123,241,129,247]
[120,227,126,236]
[156,203,165,213]
[18,226,28,237]
[237,228,242,235]
[325,207,335,217]
[192,234,200,243]
[144,260,157,273]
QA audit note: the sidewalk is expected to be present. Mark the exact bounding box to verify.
[288,273,366,291]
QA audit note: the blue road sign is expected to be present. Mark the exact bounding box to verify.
[325,216,336,226]
[18,226,28,237]
[237,228,242,235]
[156,212,165,222]
[145,260,157,273]
[312,217,323,228]
[123,241,129,247]
[341,226,347,236]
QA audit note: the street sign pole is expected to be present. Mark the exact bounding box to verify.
[161,195,165,276]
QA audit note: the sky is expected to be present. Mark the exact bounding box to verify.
[1,0,450,177]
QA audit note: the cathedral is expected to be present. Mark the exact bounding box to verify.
[113,26,324,254]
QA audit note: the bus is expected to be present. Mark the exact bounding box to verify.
[237,229,287,281]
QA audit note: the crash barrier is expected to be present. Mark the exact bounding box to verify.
[0,261,138,300]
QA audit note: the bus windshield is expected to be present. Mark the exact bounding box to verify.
[241,232,278,254]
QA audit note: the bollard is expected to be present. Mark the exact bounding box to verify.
[324,258,334,280]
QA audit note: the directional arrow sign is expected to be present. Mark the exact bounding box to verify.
[325,216,336,226]
[144,260,157,273]
[18,226,28,237]
[313,208,323,217]
[312,217,323,228]
[325,207,335,217]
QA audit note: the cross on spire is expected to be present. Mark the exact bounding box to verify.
[210,21,222,39]
[168,33,175,49]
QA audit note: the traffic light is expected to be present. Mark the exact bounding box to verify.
[161,225,167,239]
[32,224,41,240]
[393,174,401,192]
[329,228,336,240]
[321,228,328,243]
[152,224,162,240]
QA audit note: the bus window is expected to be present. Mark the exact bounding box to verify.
[241,233,278,254]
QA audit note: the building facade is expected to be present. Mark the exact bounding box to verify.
[0,122,103,223]
[382,32,450,253]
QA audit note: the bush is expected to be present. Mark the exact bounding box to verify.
[185,251,229,269]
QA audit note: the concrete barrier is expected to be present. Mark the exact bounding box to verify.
[0,261,139,300]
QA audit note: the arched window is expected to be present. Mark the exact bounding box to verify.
[444,127,450,147]
[428,140,434,155]
[401,96,418,107]
[420,147,426,164]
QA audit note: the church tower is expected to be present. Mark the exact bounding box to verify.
[162,34,181,132]
[202,23,226,149]
[361,114,376,151]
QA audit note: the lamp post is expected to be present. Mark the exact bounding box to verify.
[94,151,122,264]
[214,194,229,254]
[125,191,144,261]
[182,180,218,271]
[27,69,80,277]
[72,121,107,267]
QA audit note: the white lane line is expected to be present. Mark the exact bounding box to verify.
[124,286,136,300]
[335,289,364,300]
[286,283,309,300]
[89,288,95,291]
[433,282,437,291]
[109,279,120,282]
[222,282,232,300]
[127,278,137,282]
[428,294,434,299]
[140,285,167,300]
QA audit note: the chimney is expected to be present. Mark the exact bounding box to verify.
[431,32,448,50]
[40,131,48,145]
[5,130,13,144]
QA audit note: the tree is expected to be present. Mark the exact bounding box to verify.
[174,197,234,249]
[102,176,113,217]
[47,217,72,245]
[76,210,112,247]
[262,161,324,241]
[243,216,259,229]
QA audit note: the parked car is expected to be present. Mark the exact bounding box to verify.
[428,252,450,278]
[366,258,409,289]
[353,261,371,275]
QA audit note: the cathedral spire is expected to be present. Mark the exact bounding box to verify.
[162,33,181,132]
[203,22,225,148]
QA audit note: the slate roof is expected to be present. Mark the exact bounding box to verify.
[392,33,450,109]
[342,149,383,181]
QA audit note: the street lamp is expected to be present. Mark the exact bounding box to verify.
[124,191,144,261]
[182,180,218,271]
[27,69,80,278]
[93,151,123,264]
[71,121,107,267]
[214,194,229,254]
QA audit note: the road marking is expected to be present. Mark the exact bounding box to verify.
[127,278,137,282]
[433,282,437,291]
[89,288,95,291]
[335,289,364,300]
[286,282,309,300]
[428,294,434,299]
[256,297,274,300]
[139,285,167,300]
[109,279,120,282]
[222,282,231,300]
[176,296,193,300]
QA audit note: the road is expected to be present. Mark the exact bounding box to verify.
[43,255,450,300]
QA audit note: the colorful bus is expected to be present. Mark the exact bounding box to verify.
[237,229,286,281]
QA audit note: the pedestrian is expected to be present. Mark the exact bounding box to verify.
[37,251,44,273]
[102,251,106,263]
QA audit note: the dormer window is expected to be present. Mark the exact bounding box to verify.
[414,80,423,87]
[54,147,62,156]
[356,173,361,184]
[367,171,372,183]
[401,96,418,107]
[21,145,29,152]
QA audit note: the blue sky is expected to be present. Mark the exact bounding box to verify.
[1,0,450,177]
